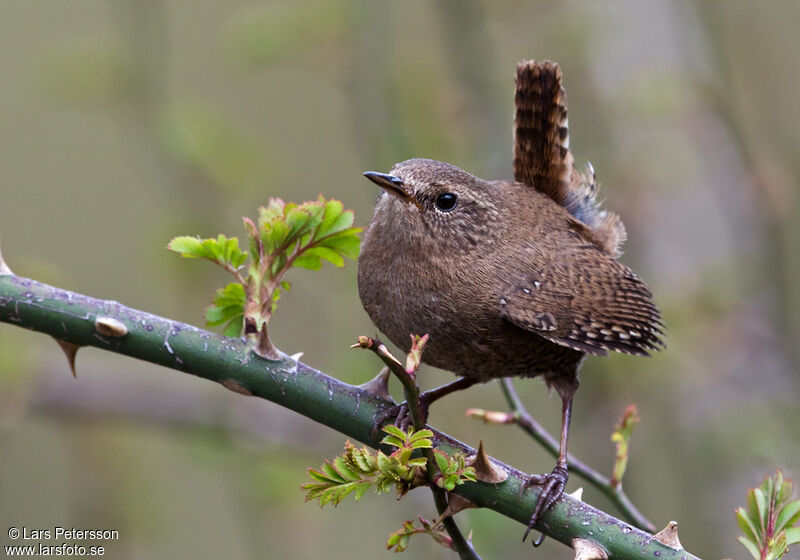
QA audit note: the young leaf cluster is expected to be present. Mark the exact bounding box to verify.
[432,450,477,491]
[736,470,800,560]
[302,426,433,507]
[386,515,454,553]
[167,196,361,356]
[610,404,639,488]
[302,426,476,508]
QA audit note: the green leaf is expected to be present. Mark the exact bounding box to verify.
[318,202,354,238]
[213,282,246,307]
[747,487,762,531]
[317,199,344,235]
[767,531,787,560]
[321,461,345,483]
[263,217,290,255]
[292,252,322,270]
[168,235,247,271]
[205,305,243,326]
[223,235,248,268]
[382,435,404,449]
[786,527,800,545]
[753,488,769,529]
[286,206,312,238]
[318,229,361,259]
[434,451,448,474]
[306,469,330,484]
[305,246,345,267]
[333,456,357,481]
[737,536,761,560]
[205,283,246,335]
[376,451,392,475]
[333,482,359,502]
[396,448,412,465]
[352,449,375,472]
[776,499,800,533]
[408,428,433,442]
[410,439,433,450]
[382,425,407,441]
[736,507,760,544]
[353,481,371,502]
[167,236,205,258]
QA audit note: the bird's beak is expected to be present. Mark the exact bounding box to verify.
[363,171,421,209]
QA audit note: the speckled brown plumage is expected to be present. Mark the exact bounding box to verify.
[358,159,663,398]
[358,60,664,538]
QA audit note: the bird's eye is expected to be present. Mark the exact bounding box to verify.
[435,192,458,212]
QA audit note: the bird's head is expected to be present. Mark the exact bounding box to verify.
[362,158,505,252]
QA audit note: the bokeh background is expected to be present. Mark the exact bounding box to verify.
[1,1,799,558]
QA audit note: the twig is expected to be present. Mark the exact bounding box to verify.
[356,336,481,560]
[499,378,656,532]
[431,488,480,560]
[0,273,701,558]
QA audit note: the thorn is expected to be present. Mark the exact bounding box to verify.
[375,343,405,369]
[53,338,82,378]
[252,323,280,360]
[358,366,394,402]
[572,538,608,560]
[438,493,476,519]
[289,352,304,361]
[566,487,584,502]
[94,317,128,338]
[653,521,682,550]
[0,242,13,275]
[466,441,508,483]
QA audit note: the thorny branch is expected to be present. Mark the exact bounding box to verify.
[0,270,700,559]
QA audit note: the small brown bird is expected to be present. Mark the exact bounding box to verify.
[358,60,663,540]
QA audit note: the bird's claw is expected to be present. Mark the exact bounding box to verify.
[520,463,569,546]
[371,395,431,440]
[371,403,411,439]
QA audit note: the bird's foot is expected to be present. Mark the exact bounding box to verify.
[371,394,431,439]
[520,463,569,546]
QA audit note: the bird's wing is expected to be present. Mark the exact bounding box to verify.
[513,60,626,257]
[499,220,664,356]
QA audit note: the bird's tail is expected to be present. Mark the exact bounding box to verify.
[514,60,626,257]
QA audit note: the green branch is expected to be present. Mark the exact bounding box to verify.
[0,272,702,560]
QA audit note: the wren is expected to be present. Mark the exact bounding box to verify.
[357,60,664,541]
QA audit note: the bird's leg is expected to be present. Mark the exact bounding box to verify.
[421,376,479,407]
[373,377,478,435]
[521,393,573,545]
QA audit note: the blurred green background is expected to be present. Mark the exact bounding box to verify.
[1,1,799,558]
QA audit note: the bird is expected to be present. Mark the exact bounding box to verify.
[357,60,664,541]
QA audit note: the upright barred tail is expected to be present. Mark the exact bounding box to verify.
[514,60,627,257]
